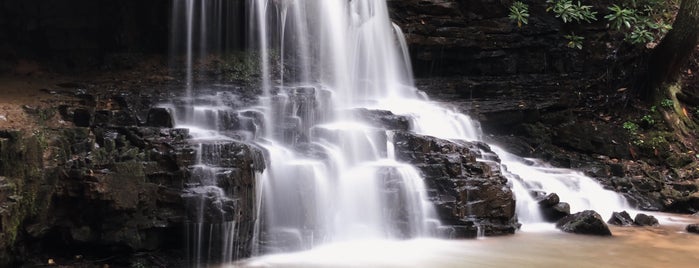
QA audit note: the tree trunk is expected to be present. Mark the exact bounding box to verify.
[643,0,699,102]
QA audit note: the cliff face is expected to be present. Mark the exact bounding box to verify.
[0,83,266,266]
[388,0,620,77]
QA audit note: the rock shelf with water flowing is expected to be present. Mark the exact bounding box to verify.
[168,0,634,265]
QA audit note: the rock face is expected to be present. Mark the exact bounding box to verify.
[0,89,265,266]
[556,210,612,236]
[0,131,44,265]
[387,0,620,78]
[393,131,519,238]
[386,0,699,217]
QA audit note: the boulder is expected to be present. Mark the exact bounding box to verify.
[556,210,612,236]
[633,213,659,226]
[541,202,570,222]
[607,211,634,226]
[538,193,560,207]
[687,224,699,234]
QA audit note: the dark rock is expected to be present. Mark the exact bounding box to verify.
[556,210,612,236]
[72,108,92,127]
[146,107,174,128]
[392,131,518,237]
[552,122,629,159]
[606,210,634,226]
[634,213,659,226]
[113,110,138,126]
[541,202,570,222]
[93,110,112,126]
[352,108,411,130]
[607,211,634,226]
[687,224,699,234]
[538,193,560,207]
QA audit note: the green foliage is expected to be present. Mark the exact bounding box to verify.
[603,0,675,45]
[564,34,584,49]
[660,98,674,108]
[546,0,597,23]
[210,50,281,84]
[510,0,677,48]
[623,121,640,133]
[641,114,656,125]
[509,1,530,28]
[605,4,637,30]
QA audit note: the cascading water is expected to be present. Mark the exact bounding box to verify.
[250,0,440,252]
[248,0,631,233]
[170,0,635,265]
[170,1,262,266]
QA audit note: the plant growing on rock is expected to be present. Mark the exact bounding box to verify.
[546,0,597,23]
[564,33,585,49]
[512,0,677,48]
[509,1,530,27]
[605,4,637,30]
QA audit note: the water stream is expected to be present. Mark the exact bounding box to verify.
[170,0,640,266]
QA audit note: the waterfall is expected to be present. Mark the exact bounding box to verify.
[169,0,634,265]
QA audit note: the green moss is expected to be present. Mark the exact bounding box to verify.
[0,131,54,265]
[207,50,282,84]
[113,161,146,182]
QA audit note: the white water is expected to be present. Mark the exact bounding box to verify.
[248,0,632,238]
[250,0,440,254]
[171,0,635,265]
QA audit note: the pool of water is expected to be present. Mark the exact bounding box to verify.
[231,214,699,268]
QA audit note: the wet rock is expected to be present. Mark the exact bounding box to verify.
[556,210,612,236]
[538,193,560,207]
[686,224,699,234]
[146,107,174,128]
[542,202,570,222]
[352,108,411,130]
[197,141,266,172]
[607,211,634,226]
[633,213,659,226]
[392,131,518,237]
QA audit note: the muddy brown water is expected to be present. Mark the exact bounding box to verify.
[232,214,699,268]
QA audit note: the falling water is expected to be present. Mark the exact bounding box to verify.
[250,0,439,253]
[249,0,632,233]
[171,0,635,265]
